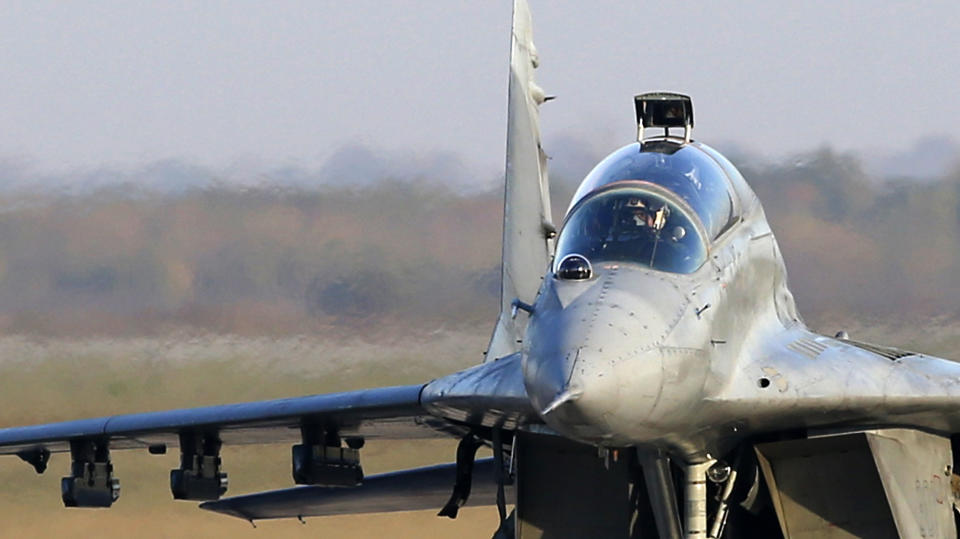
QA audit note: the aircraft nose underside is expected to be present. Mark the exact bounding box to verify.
[523,266,689,444]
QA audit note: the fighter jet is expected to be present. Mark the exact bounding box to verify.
[1,1,958,538]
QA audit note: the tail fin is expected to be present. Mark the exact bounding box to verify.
[486,0,554,362]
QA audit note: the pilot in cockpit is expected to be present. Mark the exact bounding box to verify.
[622,198,667,236]
[624,197,691,264]
[627,198,655,228]
[563,188,700,273]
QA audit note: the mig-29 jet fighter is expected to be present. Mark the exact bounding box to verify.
[2,2,959,538]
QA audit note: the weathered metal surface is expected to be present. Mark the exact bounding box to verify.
[865,429,954,539]
[752,430,956,539]
[756,434,898,539]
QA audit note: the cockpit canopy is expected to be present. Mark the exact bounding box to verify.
[569,140,739,240]
[555,184,708,274]
[555,140,742,276]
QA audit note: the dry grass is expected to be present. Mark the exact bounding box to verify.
[0,330,500,538]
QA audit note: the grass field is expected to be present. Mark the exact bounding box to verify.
[0,329,500,538]
[0,319,957,537]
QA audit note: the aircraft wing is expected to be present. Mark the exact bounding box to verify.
[0,353,536,511]
[0,384,459,457]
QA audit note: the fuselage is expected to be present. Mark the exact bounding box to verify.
[520,137,960,461]
[521,138,792,456]
[423,135,960,464]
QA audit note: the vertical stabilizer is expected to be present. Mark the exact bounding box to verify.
[486,0,554,362]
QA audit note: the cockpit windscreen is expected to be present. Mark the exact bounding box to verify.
[555,185,708,274]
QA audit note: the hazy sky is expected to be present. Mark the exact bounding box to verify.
[2,1,959,177]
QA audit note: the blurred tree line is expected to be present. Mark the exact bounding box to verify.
[740,147,960,321]
[0,145,956,336]
[0,183,503,335]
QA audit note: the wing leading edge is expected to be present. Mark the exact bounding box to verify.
[0,384,451,456]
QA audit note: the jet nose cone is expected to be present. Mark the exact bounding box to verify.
[528,349,624,439]
[525,344,665,442]
[524,346,594,417]
[522,268,682,443]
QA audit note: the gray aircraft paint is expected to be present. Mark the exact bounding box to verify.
[1,1,960,537]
